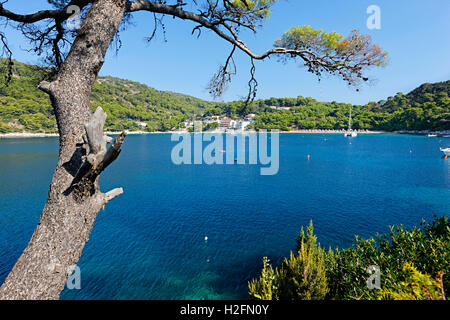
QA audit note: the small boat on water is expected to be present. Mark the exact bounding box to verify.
[344,107,357,137]
[440,147,450,157]
[427,134,437,137]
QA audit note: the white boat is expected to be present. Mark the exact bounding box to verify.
[344,107,357,137]
[427,134,437,137]
[440,148,450,157]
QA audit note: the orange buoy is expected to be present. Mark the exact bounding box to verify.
[307,154,310,160]
[445,155,448,160]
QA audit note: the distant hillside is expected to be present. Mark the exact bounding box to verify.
[235,81,449,131]
[0,59,448,133]
[0,60,216,133]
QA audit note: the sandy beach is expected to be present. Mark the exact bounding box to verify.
[0,131,153,139]
[1,129,449,138]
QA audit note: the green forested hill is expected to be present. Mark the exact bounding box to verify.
[0,59,449,133]
[245,81,450,131]
[0,60,216,133]
[91,76,217,131]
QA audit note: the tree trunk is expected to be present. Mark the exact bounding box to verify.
[0,0,128,300]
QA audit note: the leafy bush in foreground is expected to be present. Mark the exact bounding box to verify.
[249,215,449,300]
[377,262,445,300]
[249,221,328,300]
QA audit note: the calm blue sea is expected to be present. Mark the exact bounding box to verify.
[0,134,449,299]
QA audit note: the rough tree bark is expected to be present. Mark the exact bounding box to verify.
[0,0,128,300]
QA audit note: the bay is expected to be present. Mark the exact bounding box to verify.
[0,134,448,299]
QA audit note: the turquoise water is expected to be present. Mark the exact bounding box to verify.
[0,134,449,299]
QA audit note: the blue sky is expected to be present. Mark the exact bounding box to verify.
[2,0,450,105]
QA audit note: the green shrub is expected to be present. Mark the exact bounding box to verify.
[249,221,328,300]
[377,262,445,300]
[326,215,449,299]
[250,216,449,300]
[248,257,276,300]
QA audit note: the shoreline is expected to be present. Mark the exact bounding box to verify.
[1,129,449,138]
[0,131,155,139]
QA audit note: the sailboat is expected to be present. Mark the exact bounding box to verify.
[344,107,357,137]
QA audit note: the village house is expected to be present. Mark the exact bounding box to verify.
[135,121,148,127]
[219,118,233,128]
